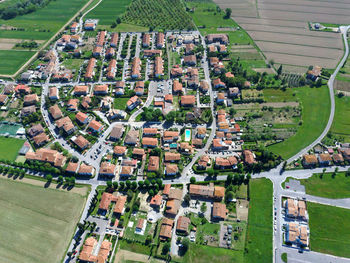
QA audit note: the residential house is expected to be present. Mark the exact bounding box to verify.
[107,59,117,79]
[21,105,36,117]
[156,32,165,48]
[150,194,162,208]
[215,156,238,169]
[173,80,183,94]
[163,131,179,143]
[49,87,59,100]
[66,162,79,174]
[124,130,139,145]
[243,150,256,165]
[164,152,181,162]
[180,95,195,107]
[67,99,79,111]
[0,95,8,105]
[23,94,39,106]
[142,33,150,47]
[176,216,190,234]
[318,153,332,166]
[27,123,44,137]
[75,112,89,125]
[49,104,63,120]
[302,154,318,168]
[25,148,66,167]
[33,133,49,147]
[127,96,141,110]
[212,202,227,221]
[99,162,116,177]
[110,33,119,48]
[159,218,174,240]
[183,55,196,66]
[73,135,90,150]
[73,85,88,96]
[143,128,157,136]
[113,146,127,156]
[85,58,96,80]
[88,120,103,134]
[165,164,178,176]
[148,156,160,172]
[154,56,163,78]
[206,34,228,44]
[131,57,141,79]
[94,84,108,95]
[78,163,94,177]
[109,125,124,141]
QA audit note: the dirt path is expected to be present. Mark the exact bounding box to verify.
[114,249,165,263]
[0,174,88,196]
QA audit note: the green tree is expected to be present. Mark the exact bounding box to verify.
[162,242,170,254]
[190,176,196,184]
[200,202,207,214]
[107,180,113,188]
[224,8,232,19]
[113,181,119,189]
[46,174,53,182]
[181,238,190,253]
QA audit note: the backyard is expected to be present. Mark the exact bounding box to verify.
[0,136,24,161]
[0,178,87,263]
[244,178,273,263]
[308,202,350,258]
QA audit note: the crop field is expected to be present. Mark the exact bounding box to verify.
[86,0,131,25]
[308,202,350,258]
[122,0,195,31]
[186,1,267,70]
[213,0,350,71]
[268,86,330,159]
[0,50,35,75]
[0,178,86,263]
[0,0,86,75]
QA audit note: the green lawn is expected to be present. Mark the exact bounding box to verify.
[107,23,149,32]
[330,95,350,141]
[86,0,131,25]
[0,178,86,263]
[297,172,350,199]
[0,50,35,75]
[308,202,350,258]
[183,243,244,263]
[263,88,296,102]
[114,97,129,110]
[268,86,330,159]
[0,136,24,161]
[187,1,253,46]
[245,178,273,263]
[119,240,151,255]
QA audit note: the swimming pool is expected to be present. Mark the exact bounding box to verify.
[170,143,178,148]
[185,129,191,142]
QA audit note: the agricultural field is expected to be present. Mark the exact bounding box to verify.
[0,50,35,75]
[308,202,350,258]
[186,0,267,72]
[0,136,24,161]
[292,172,350,199]
[0,178,87,263]
[213,0,350,71]
[0,0,87,75]
[86,0,131,26]
[336,40,350,83]
[245,178,273,263]
[267,86,330,159]
[122,0,195,31]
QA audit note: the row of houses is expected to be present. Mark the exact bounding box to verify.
[302,148,350,168]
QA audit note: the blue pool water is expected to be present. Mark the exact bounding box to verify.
[170,143,177,148]
[185,129,191,141]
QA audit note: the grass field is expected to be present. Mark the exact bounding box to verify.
[268,86,330,159]
[245,178,273,263]
[0,50,35,75]
[308,202,350,258]
[114,97,129,110]
[263,88,296,102]
[86,0,131,25]
[0,178,86,263]
[297,172,350,199]
[330,95,350,141]
[0,136,24,161]
[183,243,244,263]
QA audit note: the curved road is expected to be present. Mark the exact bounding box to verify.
[285,25,350,165]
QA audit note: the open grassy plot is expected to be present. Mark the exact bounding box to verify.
[268,86,330,159]
[0,136,24,161]
[0,178,86,263]
[86,0,131,25]
[330,95,350,142]
[245,178,272,263]
[183,243,244,263]
[122,0,195,31]
[263,88,296,102]
[308,202,350,258]
[114,97,129,110]
[297,172,350,199]
[0,50,35,75]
